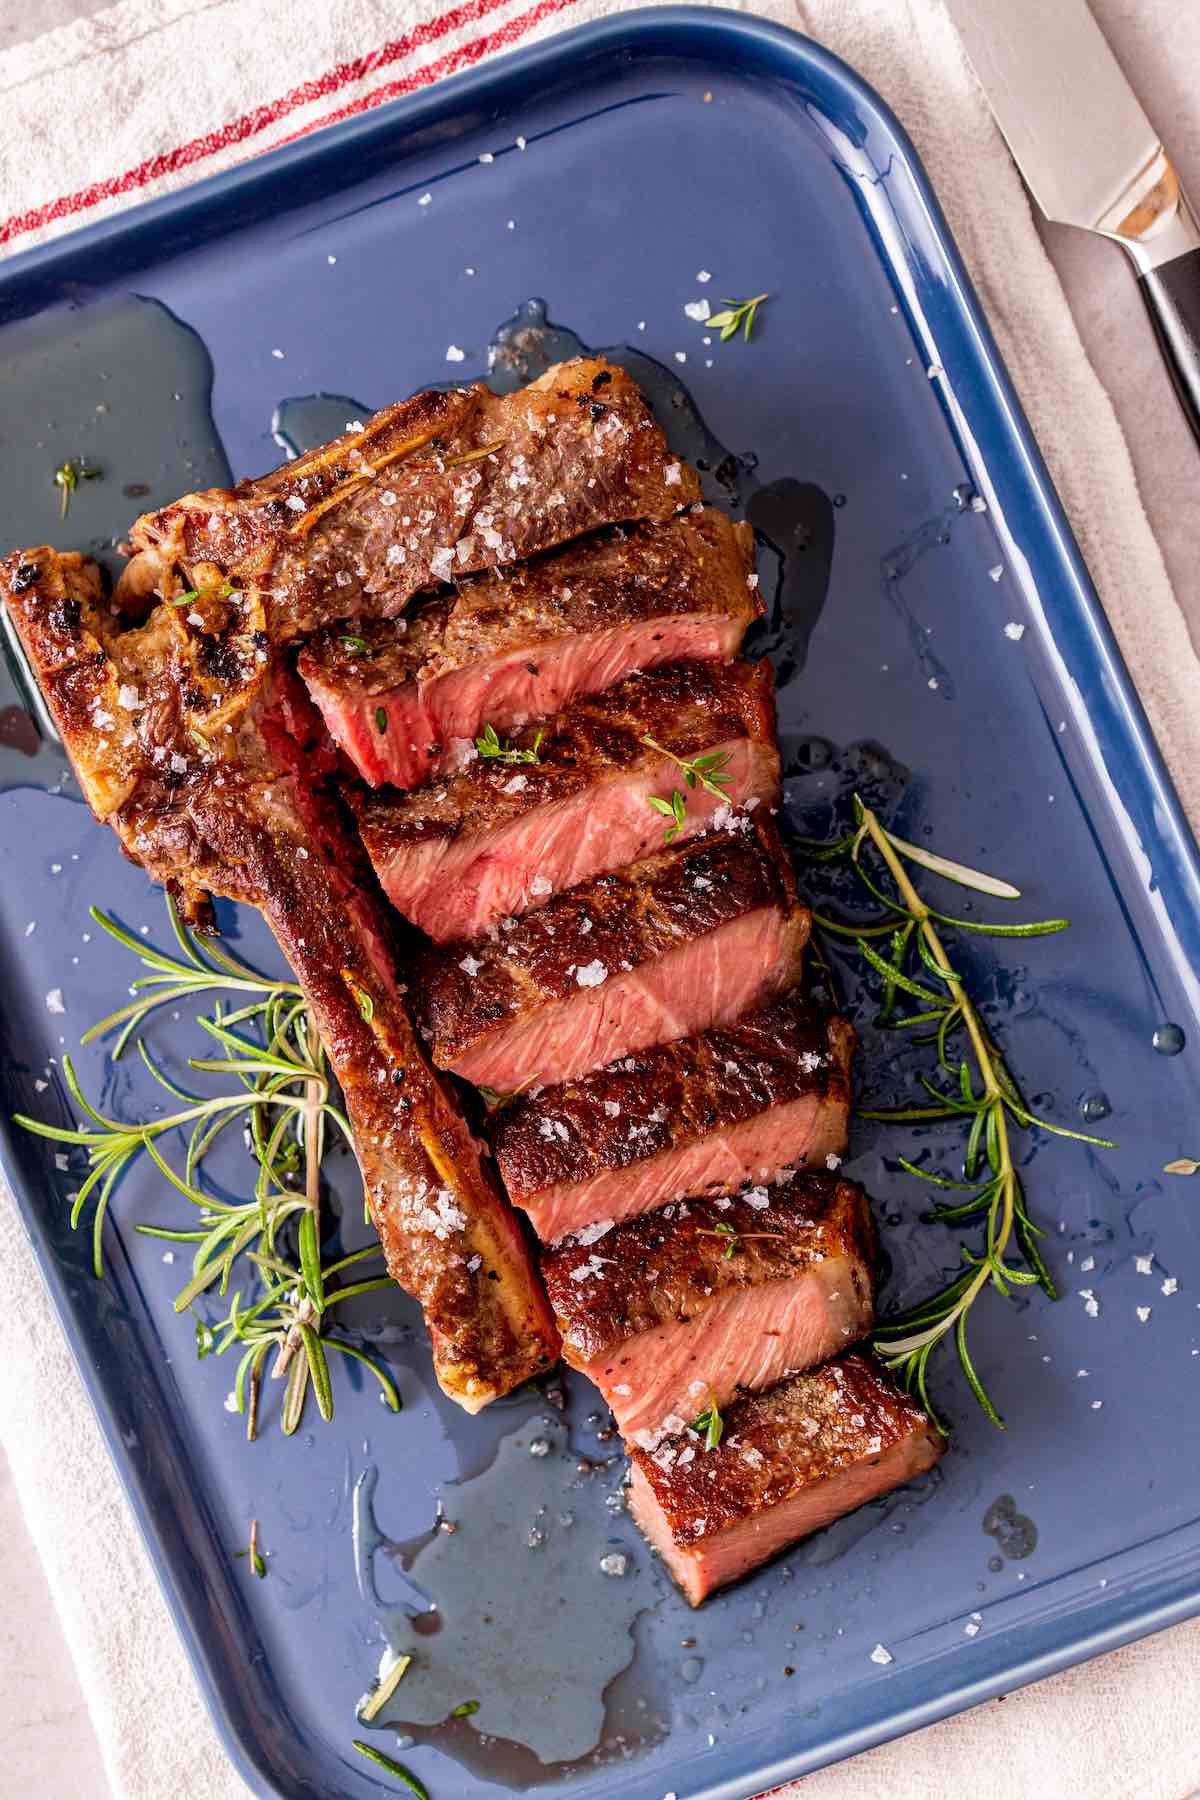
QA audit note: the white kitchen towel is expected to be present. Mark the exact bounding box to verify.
[2,2,1200,1798]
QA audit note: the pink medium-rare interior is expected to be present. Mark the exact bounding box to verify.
[306,612,747,790]
[377,737,778,943]
[445,902,803,1090]
[590,1263,873,1447]
[523,1088,850,1243]
[628,1430,939,1606]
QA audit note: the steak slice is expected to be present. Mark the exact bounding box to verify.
[628,1354,945,1604]
[413,816,809,1092]
[296,509,761,789]
[353,659,779,943]
[542,1174,875,1447]
[119,359,699,642]
[2,548,558,1411]
[489,989,855,1243]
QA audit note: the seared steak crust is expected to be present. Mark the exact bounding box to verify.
[299,506,758,696]
[413,816,807,1076]
[120,360,699,643]
[353,657,777,855]
[629,1354,944,1546]
[490,991,854,1209]
[1,547,558,1410]
[542,1175,875,1364]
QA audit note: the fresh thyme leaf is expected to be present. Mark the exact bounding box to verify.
[347,977,375,1024]
[235,1518,267,1577]
[698,1221,739,1259]
[360,1654,413,1723]
[702,293,768,343]
[341,635,370,654]
[475,722,544,764]
[691,1393,724,1451]
[168,590,200,607]
[352,1741,430,1797]
[189,727,210,753]
[52,458,102,517]
[451,1700,480,1718]
[375,706,388,734]
[640,736,733,801]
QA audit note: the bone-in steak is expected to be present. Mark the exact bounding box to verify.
[489,989,854,1243]
[297,509,761,789]
[413,817,809,1092]
[1,546,559,1410]
[628,1354,945,1604]
[352,659,780,943]
[119,360,699,640]
[542,1174,875,1447]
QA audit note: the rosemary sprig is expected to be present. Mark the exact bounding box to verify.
[52,458,102,517]
[15,898,400,1437]
[692,1392,724,1451]
[352,1742,430,1797]
[806,797,1113,1430]
[704,294,768,343]
[476,722,545,765]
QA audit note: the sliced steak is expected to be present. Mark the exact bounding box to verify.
[353,659,779,943]
[542,1175,875,1447]
[1,547,559,1412]
[119,360,699,642]
[628,1354,945,1604]
[489,989,854,1243]
[297,509,761,788]
[414,817,809,1092]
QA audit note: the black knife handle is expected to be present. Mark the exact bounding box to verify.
[1139,246,1200,444]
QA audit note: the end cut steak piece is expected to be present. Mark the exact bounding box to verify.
[542,1174,875,1448]
[297,509,761,789]
[1,548,558,1411]
[353,659,779,943]
[413,816,809,1092]
[119,360,699,642]
[628,1354,945,1604]
[489,988,855,1243]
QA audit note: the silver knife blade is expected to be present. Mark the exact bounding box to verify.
[944,0,1185,260]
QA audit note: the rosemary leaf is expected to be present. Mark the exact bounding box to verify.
[352,1742,430,1797]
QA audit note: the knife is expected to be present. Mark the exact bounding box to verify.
[945,0,1200,444]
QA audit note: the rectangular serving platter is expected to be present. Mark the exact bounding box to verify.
[3,11,1200,1798]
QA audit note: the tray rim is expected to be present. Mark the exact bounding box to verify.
[3,8,1200,1795]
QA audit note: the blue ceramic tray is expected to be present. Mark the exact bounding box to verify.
[4,11,1200,1797]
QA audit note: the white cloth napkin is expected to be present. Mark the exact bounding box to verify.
[3,1,1200,1796]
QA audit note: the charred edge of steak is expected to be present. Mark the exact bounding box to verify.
[628,1353,945,1547]
[295,508,761,697]
[1,548,558,1411]
[541,1175,876,1364]
[411,813,803,1062]
[488,991,855,1201]
[120,359,703,643]
[351,657,779,852]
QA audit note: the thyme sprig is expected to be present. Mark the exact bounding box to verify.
[805,799,1114,1429]
[14,899,399,1436]
[696,1222,784,1260]
[236,1518,267,1578]
[641,738,734,843]
[705,294,769,343]
[475,722,544,764]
